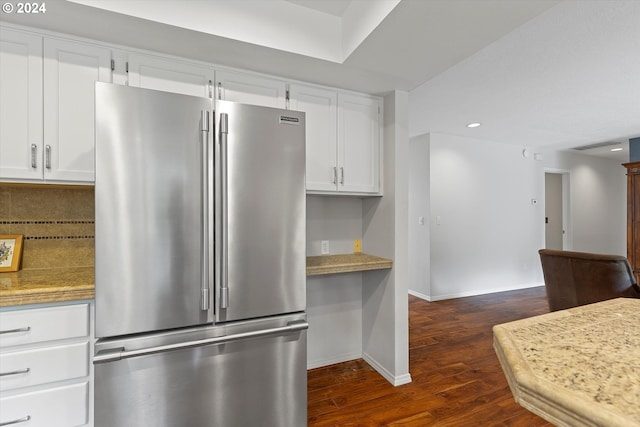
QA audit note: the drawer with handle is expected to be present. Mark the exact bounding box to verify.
[0,342,89,392]
[0,382,89,427]
[0,304,89,348]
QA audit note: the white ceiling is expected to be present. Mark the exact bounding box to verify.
[284,0,353,17]
[2,0,638,160]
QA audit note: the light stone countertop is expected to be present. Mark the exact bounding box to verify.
[493,298,640,427]
[0,267,94,307]
[306,253,393,276]
[1,253,393,307]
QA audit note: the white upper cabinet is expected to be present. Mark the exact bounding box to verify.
[337,93,381,194]
[291,86,381,195]
[215,69,287,108]
[1,25,382,192]
[44,38,111,183]
[0,29,111,184]
[128,53,214,98]
[289,84,337,193]
[0,28,43,181]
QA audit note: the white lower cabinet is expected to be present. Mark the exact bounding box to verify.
[1,382,89,427]
[0,303,93,427]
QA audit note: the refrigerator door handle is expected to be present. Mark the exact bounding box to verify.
[201,110,210,311]
[219,112,229,310]
[94,321,308,364]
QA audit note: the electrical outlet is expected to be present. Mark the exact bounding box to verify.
[321,240,329,255]
[353,239,362,253]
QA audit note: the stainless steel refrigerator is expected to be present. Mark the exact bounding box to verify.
[93,83,307,427]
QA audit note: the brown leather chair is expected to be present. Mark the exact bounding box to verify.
[538,249,640,311]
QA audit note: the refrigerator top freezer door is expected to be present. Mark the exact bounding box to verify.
[95,83,213,338]
[216,100,306,323]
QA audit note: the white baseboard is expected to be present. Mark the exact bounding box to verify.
[307,351,362,370]
[421,283,545,302]
[408,289,431,301]
[362,352,412,387]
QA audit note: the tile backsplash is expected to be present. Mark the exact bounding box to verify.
[0,184,94,270]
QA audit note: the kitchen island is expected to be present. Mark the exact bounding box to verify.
[493,298,640,427]
[0,267,94,307]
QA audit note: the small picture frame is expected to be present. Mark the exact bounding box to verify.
[0,235,24,272]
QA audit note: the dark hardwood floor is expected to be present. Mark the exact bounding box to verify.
[308,286,554,426]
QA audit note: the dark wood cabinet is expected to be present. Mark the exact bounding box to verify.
[624,162,640,284]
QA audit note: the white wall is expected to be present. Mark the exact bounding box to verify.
[541,150,626,255]
[408,134,430,299]
[307,274,362,368]
[409,132,627,301]
[362,91,411,385]
[306,196,363,368]
[428,133,542,300]
[306,195,363,256]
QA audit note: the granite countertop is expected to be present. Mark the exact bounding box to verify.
[306,253,393,276]
[0,267,95,307]
[0,253,393,307]
[493,298,640,427]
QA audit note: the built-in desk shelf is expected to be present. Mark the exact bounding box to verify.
[306,253,393,276]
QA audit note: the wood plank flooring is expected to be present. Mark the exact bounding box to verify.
[308,286,554,426]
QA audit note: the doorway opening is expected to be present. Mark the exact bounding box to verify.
[544,170,570,250]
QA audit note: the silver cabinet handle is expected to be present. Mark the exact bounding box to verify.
[94,321,308,364]
[0,368,30,377]
[200,110,210,311]
[340,167,344,185]
[219,112,229,310]
[0,416,31,426]
[30,144,37,168]
[332,167,337,184]
[45,145,51,169]
[0,327,30,335]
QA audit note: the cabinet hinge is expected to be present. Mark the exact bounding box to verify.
[110,59,115,72]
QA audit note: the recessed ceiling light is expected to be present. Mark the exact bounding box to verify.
[466,122,481,128]
[611,148,623,152]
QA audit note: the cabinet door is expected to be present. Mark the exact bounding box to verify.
[43,38,111,183]
[289,84,338,192]
[0,28,43,181]
[216,69,286,108]
[337,93,380,194]
[128,52,214,98]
